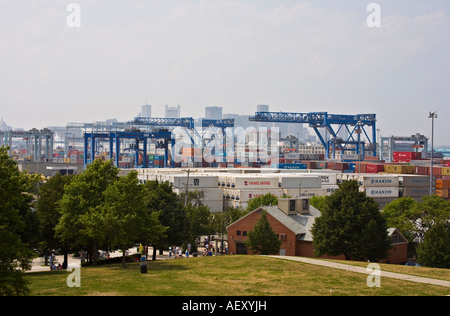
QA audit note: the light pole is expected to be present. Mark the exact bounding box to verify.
[428,111,438,196]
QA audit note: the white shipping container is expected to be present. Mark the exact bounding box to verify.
[373,197,396,210]
[310,173,337,185]
[400,186,431,197]
[358,175,399,187]
[282,188,327,198]
[277,175,322,189]
[234,189,283,202]
[173,188,223,201]
[203,200,223,213]
[170,175,218,188]
[399,175,431,187]
[231,176,279,189]
[361,187,399,198]
[322,184,339,195]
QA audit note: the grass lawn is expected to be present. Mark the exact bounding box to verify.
[25,255,450,296]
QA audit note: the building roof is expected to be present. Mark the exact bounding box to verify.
[227,204,321,242]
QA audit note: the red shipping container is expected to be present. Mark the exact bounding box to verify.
[393,151,423,163]
[430,167,442,176]
[415,166,428,175]
[354,162,367,173]
[365,164,384,173]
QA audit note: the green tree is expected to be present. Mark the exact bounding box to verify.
[413,195,450,242]
[310,195,327,211]
[144,180,190,260]
[381,197,418,257]
[245,211,281,255]
[417,220,450,268]
[36,173,74,268]
[100,171,166,267]
[246,193,278,212]
[0,146,37,295]
[185,190,212,250]
[311,180,391,261]
[56,159,119,265]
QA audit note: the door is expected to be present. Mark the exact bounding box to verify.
[236,242,247,255]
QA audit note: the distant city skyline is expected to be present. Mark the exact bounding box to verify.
[0,1,449,145]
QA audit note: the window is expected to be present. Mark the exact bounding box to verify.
[302,199,309,211]
[243,231,247,236]
[236,230,241,236]
[279,234,286,241]
[289,200,296,212]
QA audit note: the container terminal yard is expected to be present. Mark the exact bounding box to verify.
[1,108,449,212]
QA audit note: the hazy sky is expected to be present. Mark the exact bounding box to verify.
[1,0,449,145]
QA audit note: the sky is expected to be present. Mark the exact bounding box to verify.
[0,0,449,145]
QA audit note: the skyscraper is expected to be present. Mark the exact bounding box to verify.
[205,106,223,119]
[141,104,151,117]
[165,105,181,118]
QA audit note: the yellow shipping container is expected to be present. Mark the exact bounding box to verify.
[384,164,410,174]
[441,167,450,176]
[436,189,450,198]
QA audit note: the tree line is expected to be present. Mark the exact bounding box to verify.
[0,147,244,295]
[238,181,450,270]
[2,143,449,296]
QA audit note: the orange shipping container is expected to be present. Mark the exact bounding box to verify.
[436,189,450,198]
[436,179,450,189]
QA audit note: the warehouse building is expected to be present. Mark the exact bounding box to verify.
[227,197,408,264]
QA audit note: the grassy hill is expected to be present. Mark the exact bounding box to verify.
[25,255,450,296]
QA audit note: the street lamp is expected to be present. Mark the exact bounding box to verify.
[428,111,438,196]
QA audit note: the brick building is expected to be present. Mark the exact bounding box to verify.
[227,198,408,264]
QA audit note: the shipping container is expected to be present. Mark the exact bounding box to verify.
[365,164,384,174]
[173,187,223,201]
[282,188,327,198]
[399,175,431,187]
[322,184,339,195]
[233,189,283,202]
[358,175,399,187]
[230,175,279,189]
[169,175,219,188]
[310,173,337,185]
[270,163,307,169]
[393,151,423,162]
[361,187,399,198]
[436,189,450,199]
[414,166,428,175]
[400,187,430,197]
[373,197,396,210]
[384,164,414,174]
[441,167,450,176]
[277,175,322,189]
[436,179,450,189]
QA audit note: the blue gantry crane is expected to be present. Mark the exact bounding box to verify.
[81,117,235,168]
[249,111,377,159]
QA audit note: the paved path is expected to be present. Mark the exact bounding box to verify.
[266,255,450,288]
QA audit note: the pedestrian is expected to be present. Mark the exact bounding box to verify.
[169,246,172,258]
[185,249,189,258]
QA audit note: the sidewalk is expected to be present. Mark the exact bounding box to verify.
[27,248,173,273]
[267,255,450,288]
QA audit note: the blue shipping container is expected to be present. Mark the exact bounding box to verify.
[271,163,307,169]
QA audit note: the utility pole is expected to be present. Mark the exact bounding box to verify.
[428,111,438,196]
[184,169,190,206]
